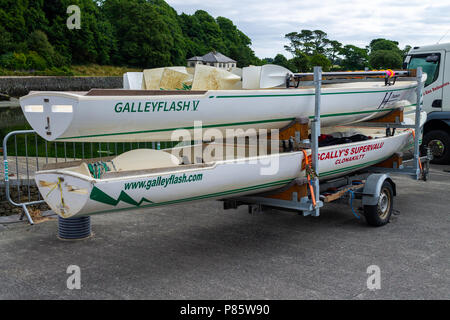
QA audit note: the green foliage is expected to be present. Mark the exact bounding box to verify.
[178,11,260,67]
[272,54,290,69]
[369,39,400,52]
[0,0,259,70]
[26,51,48,70]
[368,38,404,69]
[340,45,369,70]
[310,53,332,71]
[284,30,333,72]
[369,50,403,69]
[290,51,311,72]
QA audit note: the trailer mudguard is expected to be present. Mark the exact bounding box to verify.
[362,174,396,206]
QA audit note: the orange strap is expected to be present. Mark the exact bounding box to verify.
[301,149,317,207]
[411,130,423,171]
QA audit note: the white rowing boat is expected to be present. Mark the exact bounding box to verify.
[20,79,420,143]
[34,111,425,218]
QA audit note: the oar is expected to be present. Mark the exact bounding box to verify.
[259,64,293,88]
[258,64,416,89]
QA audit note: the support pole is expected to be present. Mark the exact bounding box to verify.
[311,66,322,216]
[413,67,423,179]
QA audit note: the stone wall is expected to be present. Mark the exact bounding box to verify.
[0,183,49,215]
[0,76,122,97]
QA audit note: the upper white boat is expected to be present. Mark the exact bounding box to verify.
[20,65,423,142]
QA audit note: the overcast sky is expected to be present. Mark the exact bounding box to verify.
[166,0,450,58]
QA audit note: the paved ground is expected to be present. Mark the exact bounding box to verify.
[0,164,449,299]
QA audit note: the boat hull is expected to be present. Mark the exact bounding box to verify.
[35,130,414,218]
[20,81,418,142]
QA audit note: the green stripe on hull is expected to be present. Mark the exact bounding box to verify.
[56,104,415,140]
[85,151,403,215]
[215,86,415,98]
[87,178,294,216]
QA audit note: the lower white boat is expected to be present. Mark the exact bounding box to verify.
[34,112,425,218]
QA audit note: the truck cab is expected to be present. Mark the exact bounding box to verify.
[404,42,450,164]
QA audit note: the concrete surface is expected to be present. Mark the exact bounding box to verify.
[0,164,449,299]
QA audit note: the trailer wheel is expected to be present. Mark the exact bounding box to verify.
[363,181,394,227]
[422,130,450,164]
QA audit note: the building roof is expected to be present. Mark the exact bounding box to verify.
[187,56,203,61]
[187,51,236,63]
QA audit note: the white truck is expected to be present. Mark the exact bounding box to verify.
[404,42,450,164]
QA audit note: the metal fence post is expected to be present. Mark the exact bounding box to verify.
[311,66,322,216]
[3,130,38,224]
[413,67,423,180]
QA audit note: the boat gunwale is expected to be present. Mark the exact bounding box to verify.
[35,130,411,183]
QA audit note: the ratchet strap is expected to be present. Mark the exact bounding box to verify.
[411,130,423,172]
[301,149,317,207]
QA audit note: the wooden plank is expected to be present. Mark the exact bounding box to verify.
[365,108,403,123]
[373,153,403,168]
[265,183,308,201]
[323,184,364,203]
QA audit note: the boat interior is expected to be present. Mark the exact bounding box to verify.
[41,125,394,180]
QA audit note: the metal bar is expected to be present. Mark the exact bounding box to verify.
[14,135,20,202]
[2,130,43,224]
[34,133,39,171]
[293,70,411,78]
[35,133,41,201]
[45,140,48,164]
[24,134,31,202]
[311,66,322,216]
[413,67,423,180]
[64,142,67,162]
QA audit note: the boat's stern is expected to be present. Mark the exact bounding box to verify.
[20,92,78,141]
[35,170,92,218]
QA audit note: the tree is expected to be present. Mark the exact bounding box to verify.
[369,50,403,69]
[290,51,310,72]
[285,29,330,56]
[273,54,293,70]
[402,45,412,58]
[325,40,342,65]
[310,53,332,71]
[369,38,400,53]
[340,45,369,70]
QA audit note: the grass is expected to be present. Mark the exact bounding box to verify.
[0,64,141,77]
[70,64,141,76]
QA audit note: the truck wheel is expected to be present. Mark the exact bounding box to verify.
[363,181,394,227]
[422,130,450,164]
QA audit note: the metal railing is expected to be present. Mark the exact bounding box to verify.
[2,130,164,224]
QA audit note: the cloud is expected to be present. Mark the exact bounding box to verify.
[166,0,450,58]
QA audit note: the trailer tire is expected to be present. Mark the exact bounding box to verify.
[422,130,450,164]
[363,181,394,227]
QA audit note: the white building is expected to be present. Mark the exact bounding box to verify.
[187,51,237,69]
